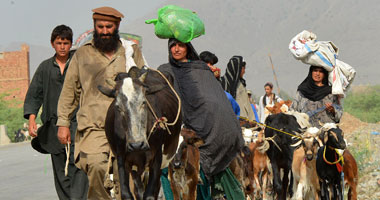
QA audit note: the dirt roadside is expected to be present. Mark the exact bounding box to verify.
[340,112,380,199]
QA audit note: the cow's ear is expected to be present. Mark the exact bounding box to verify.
[186,135,204,147]
[193,137,204,147]
[128,66,140,79]
[98,85,116,98]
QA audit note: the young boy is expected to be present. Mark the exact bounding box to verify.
[24,25,88,200]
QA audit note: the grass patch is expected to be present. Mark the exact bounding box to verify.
[349,130,376,173]
[344,85,380,123]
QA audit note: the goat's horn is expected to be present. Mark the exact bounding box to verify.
[291,140,302,147]
[293,131,302,137]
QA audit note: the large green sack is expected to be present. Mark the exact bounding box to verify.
[146,5,205,43]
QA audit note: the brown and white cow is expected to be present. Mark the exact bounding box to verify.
[99,67,182,200]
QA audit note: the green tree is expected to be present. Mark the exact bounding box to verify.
[0,93,27,142]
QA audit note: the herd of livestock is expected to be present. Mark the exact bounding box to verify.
[99,68,358,200]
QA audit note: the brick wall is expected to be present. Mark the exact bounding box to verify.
[0,44,30,103]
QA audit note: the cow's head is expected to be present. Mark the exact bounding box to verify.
[318,123,346,150]
[171,128,203,170]
[98,67,150,152]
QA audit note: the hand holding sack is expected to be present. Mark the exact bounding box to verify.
[145,5,205,43]
[289,30,356,97]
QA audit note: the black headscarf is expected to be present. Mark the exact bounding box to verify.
[220,56,246,99]
[168,38,200,66]
[297,66,332,101]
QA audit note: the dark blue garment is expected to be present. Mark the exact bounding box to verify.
[251,104,260,123]
[225,91,240,116]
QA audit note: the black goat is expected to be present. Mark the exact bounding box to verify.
[316,123,346,200]
[264,113,303,200]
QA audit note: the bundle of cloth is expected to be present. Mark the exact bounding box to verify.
[289,30,356,97]
[145,5,205,43]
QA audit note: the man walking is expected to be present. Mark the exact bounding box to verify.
[56,7,146,199]
[24,25,88,200]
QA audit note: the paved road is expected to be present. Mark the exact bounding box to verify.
[0,142,58,200]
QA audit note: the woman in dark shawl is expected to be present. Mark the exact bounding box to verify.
[220,56,246,99]
[291,66,343,127]
[220,56,256,121]
[158,38,245,199]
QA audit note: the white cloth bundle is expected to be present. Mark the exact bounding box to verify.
[289,30,356,96]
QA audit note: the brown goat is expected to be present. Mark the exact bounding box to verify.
[168,128,203,200]
[292,130,321,200]
[249,130,270,199]
[343,149,358,200]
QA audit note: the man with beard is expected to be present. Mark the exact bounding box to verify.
[56,7,146,199]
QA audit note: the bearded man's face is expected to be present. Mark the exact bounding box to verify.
[93,20,120,53]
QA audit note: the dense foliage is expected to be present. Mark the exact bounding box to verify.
[0,93,27,142]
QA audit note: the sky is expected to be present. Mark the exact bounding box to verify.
[1,0,165,48]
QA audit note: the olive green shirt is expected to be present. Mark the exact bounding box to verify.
[57,40,145,158]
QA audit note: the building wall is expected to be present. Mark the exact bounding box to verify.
[0,44,30,103]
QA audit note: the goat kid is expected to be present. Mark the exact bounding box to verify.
[292,128,321,200]
[249,130,271,200]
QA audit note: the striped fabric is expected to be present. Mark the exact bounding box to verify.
[220,56,245,99]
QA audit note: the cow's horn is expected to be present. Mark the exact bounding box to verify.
[98,85,116,98]
[106,79,116,88]
[139,72,148,83]
[128,66,140,79]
